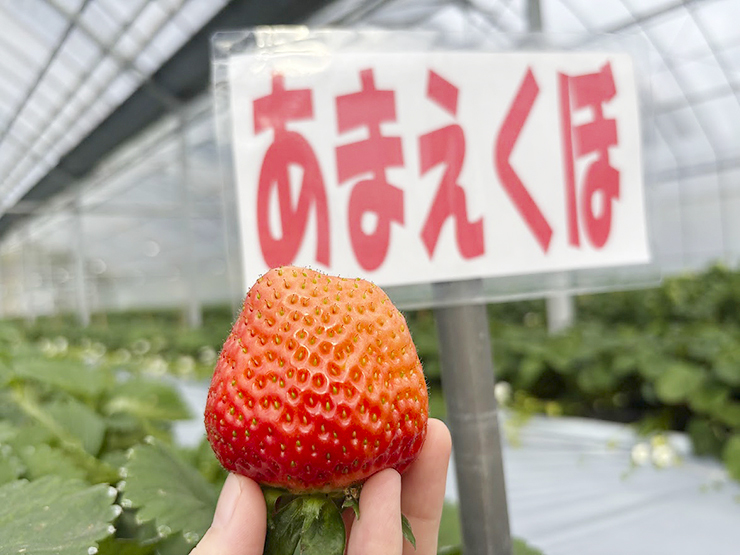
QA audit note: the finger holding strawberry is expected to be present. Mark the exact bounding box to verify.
[193,418,451,555]
[203,266,434,555]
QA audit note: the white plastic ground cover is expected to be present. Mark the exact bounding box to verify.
[455,415,740,555]
[173,381,740,555]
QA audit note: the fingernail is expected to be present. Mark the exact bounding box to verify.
[212,474,242,529]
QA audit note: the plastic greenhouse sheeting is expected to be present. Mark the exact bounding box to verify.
[174,380,740,555]
[5,0,740,320]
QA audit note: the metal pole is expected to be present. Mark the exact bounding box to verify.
[546,290,575,334]
[527,0,543,33]
[42,241,55,316]
[0,249,5,319]
[433,280,512,555]
[73,200,91,327]
[177,112,203,328]
[525,0,576,333]
[21,229,36,324]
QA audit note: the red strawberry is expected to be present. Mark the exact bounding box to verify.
[204,266,428,554]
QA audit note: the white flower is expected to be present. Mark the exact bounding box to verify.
[198,346,217,365]
[652,443,678,468]
[113,349,132,364]
[143,355,168,376]
[90,342,107,358]
[631,442,651,466]
[494,381,512,406]
[175,355,196,376]
[52,336,68,354]
[37,338,54,356]
[131,339,151,355]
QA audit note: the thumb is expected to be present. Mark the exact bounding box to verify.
[191,474,266,555]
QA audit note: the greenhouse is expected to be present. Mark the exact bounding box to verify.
[0,0,739,554]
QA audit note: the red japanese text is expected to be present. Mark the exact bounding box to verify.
[253,74,331,267]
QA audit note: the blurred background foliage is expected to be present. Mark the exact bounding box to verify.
[418,265,740,481]
[3,264,740,552]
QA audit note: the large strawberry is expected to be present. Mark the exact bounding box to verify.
[205,266,428,554]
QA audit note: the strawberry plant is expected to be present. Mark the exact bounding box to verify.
[0,319,224,553]
[489,265,740,482]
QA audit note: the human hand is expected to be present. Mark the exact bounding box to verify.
[192,417,452,555]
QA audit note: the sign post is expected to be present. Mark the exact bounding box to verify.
[213,28,652,555]
[434,280,511,555]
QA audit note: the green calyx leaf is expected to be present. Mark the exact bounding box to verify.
[402,513,417,549]
[341,484,361,520]
[261,485,417,554]
[341,495,360,520]
[265,495,345,555]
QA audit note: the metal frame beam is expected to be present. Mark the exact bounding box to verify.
[0,0,336,239]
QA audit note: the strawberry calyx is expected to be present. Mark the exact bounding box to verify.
[262,484,416,555]
[263,487,345,555]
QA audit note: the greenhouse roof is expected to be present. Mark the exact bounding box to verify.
[0,0,332,236]
[0,0,739,313]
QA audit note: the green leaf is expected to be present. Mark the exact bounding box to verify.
[636,353,669,381]
[0,445,24,486]
[104,379,191,421]
[9,387,118,484]
[182,437,228,485]
[519,357,545,388]
[299,497,345,555]
[576,364,616,394]
[654,362,706,404]
[97,525,190,555]
[438,502,462,548]
[119,437,218,542]
[3,422,52,449]
[102,413,149,453]
[154,532,196,555]
[612,353,638,377]
[341,494,360,520]
[713,352,740,387]
[10,357,108,398]
[687,418,725,458]
[401,513,417,549]
[263,487,286,516]
[722,434,740,482]
[688,383,729,415]
[265,496,304,555]
[16,443,86,481]
[0,420,18,443]
[428,387,448,420]
[96,536,158,555]
[513,537,545,555]
[0,476,118,555]
[715,403,740,428]
[45,396,106,456]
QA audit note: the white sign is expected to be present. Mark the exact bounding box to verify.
[226,51,649,288]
